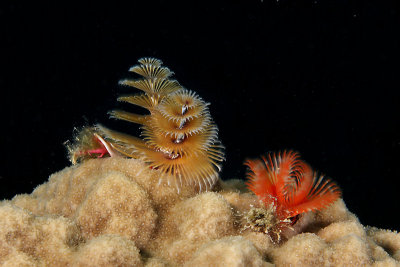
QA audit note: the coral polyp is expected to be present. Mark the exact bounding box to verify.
[69,58,225,192]
[244,150,341,240]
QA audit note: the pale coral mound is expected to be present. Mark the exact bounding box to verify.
[1,157,399,266]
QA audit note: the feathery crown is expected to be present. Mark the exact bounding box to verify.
[93,58,225,192]
[245,150,341,219]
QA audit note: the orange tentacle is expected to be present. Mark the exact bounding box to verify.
[245,150,341,221]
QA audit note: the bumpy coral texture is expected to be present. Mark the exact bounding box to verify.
[1,157,399,266]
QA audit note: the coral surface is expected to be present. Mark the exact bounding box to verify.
[1,157,399,266]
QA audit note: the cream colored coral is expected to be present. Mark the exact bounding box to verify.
[171,192,234,241]
[0,203,80,266]
[151,192,236,265]
[368,227,400,263]
[73,235,143,267]
[0,157,399,266]
[74,172,157,248]
[186,236,273,267]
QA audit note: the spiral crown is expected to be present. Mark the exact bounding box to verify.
[97,58,225,192]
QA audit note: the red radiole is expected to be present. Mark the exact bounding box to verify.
[245,150,341,221]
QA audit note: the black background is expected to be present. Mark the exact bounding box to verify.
[1,1,399,230]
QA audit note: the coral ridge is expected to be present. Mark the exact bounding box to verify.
[1,157,399,266]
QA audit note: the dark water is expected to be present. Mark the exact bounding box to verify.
[1,1,398,230]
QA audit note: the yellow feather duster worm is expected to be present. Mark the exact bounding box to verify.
[69,58,225,192]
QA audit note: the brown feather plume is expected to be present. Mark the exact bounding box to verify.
[68,58,225,192]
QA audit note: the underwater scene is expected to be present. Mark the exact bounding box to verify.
[1,1,399,266]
